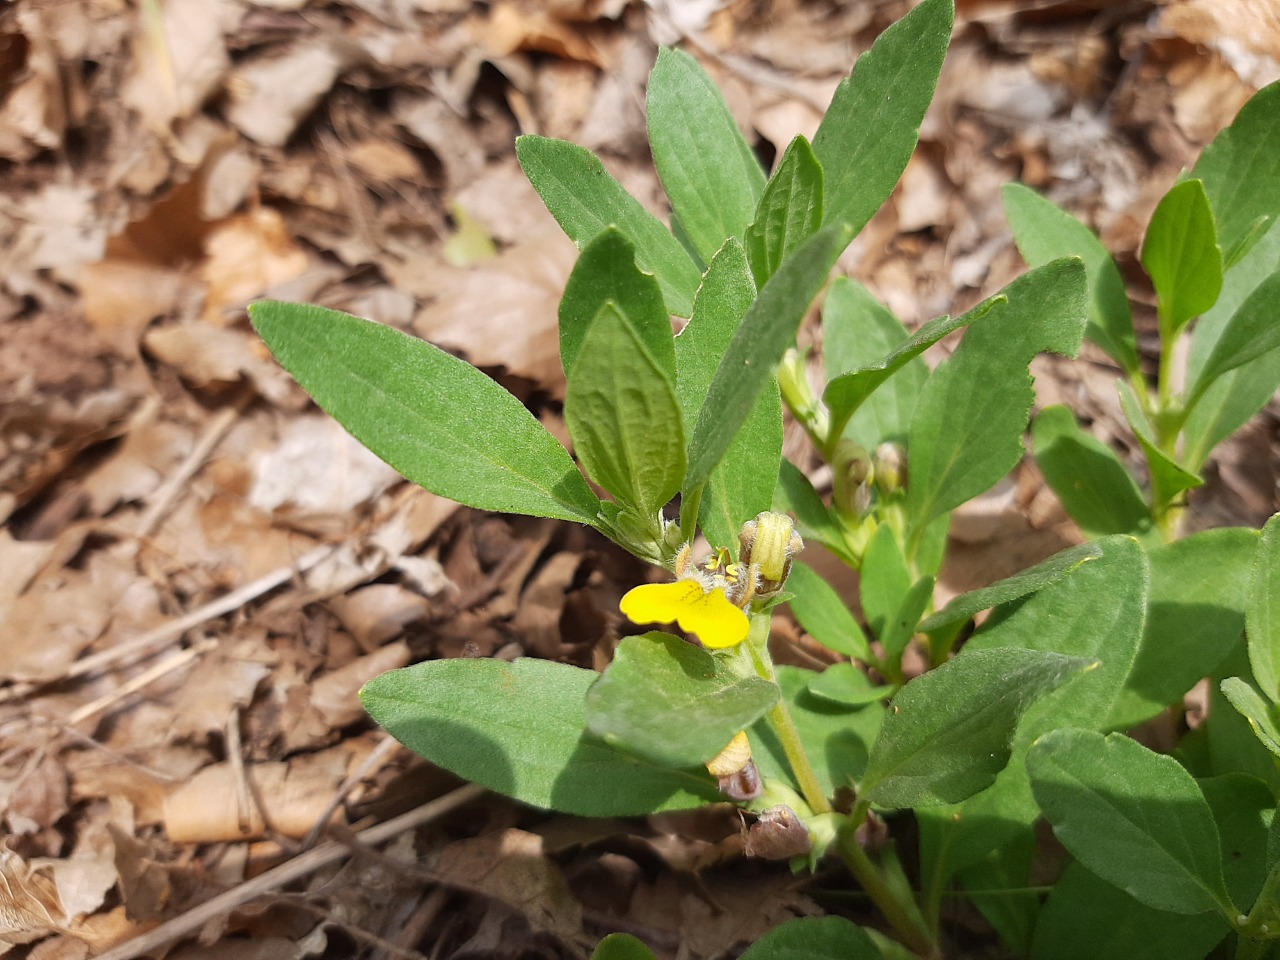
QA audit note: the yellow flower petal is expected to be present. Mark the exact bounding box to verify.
[706,731,753,777]
[620,581,750,649]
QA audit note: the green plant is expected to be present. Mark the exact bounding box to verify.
[250,2,1280,955]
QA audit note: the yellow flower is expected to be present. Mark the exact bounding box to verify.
[620,579,750,649]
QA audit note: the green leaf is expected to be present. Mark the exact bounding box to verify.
[584,632,778,768]
[565,303,685,516]
[1110,527,1256,728]
[920,541,1104,632]
[905,258,1088,540]
[1191,79,1280,258]
[812,0,953,236]
[1140,178,1223,339]
[361,658,720,816]
[745,135,824,287]
[686,223,853,491]
[739,917,882,960]
[1027,728,1234,917]
[879,575,934,661]
[674,239,781,549]
[861,647,1093,808]
[1183,221,1280,470]
[821,279,928,449]
[1249,514,1280,702]
[1002,182,1138,372]
[860,523,912,640]
[1221,677,1280,759]
[1199,773,1275,909]
[249,302,601,525]
[559,229,677,379]
[808,662,893,706]
[1224,215,1274,271]
[775,460,849,561]
[1204,658,1280,796]
[646,47,766,265]
[1029,861,1229,960]
[751,666,881,797]
[1188,270,1280,406]
[516,135,700,317]
[1032,405,1153,539]
[785,561,871,660]
[591,934,657,960]
[1117,381,1203,508]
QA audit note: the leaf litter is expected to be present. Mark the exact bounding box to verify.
[0,0,1277,956]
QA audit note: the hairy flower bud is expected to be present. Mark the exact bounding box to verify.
[874,442,907,494]
[739,511,803,597]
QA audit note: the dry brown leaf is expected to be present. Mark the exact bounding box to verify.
[1160,0,1280,87]
[393,92,486,192]
[0,8,65,162]
[326,586,430,651]
[5,754,68,837]
[0,847,65,949]
[225,39,351,147]
[310,641,412,728]
[200,208,311,325]
[169,655,272,741]
[481,5,605,67]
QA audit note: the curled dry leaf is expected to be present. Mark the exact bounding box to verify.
[310,641,413,728]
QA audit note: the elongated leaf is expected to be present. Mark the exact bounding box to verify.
[1110,527,1257,728]
[565,303,685,515]
[1249,514,1280,702]
[738,916,881,960]
[821,279,927,449]
[516,135,700,317]
[745,136,824,286]
[585,632,778,767]
[592,934,657,960]
[905,258,1088,538]
[861,647,1092,808]
[361,658,720,816]
[1198,774,1274,914]
[1003,182,1138,372]
[1029,861,1229,960]
[751,666,882,797]
[646,47,765,265]
[1117,381,1202,507]
[250,302,601,525]
[879,575,934,661]
[1032,405,1153,539]
[1220,677,1280,759]
[686,223,853,490]
[920,541,1103,632]
[775,460,848,560]
[1141,178,1222,339]
[1183,221,1280,469]
[559,228,676,379]
[1028,729,1234,917]
[786,561,871,660]
[674,240,781,549]
[812,0,952,235]
[1189,270,1280,404]
[1191,79,1280,258]
[808,663,893,707]
[859,523,912,640]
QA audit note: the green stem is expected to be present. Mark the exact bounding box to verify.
[744,614,832,815]
[835,821,936,958]
[1235,935,1269,960]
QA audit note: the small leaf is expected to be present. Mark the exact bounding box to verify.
[859,523,913,640]
[1140,178,1223,339]
[775,461,848,560]
[565,303,685,516]
[813,0,953,236]
[516,135,700,317]
[585,632,778,768]
[674,240,780,549]
[249,302,601,525]
[592,934,657,960]
[786,561,871,660]
[738,916,882,960]
[808,663,893,707]
[686,223,853,491]
[751,666,882,797]
[646,47,766,265]
[1200,773,1276,910]
[1027,729,1234,917]
[920,541,1103,632]
[861,647,1093,808]
[559,228,677,380]
[1191,79,1280,258]
[1116,381,1203,508]
[1249,514,1280,702]
[1188,270,1280,405]
[879,575,934,661]
[361,658,720,816]
[1003,182,1138,372]
[905,258,1087,540]
[1032,405,1153,539]
[745,135,824,286]
[1220,677,1280,759]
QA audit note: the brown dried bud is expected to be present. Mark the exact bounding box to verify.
[745,805,811,860]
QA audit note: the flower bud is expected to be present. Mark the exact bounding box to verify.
[873,442,907,495]
[745,805,811,860]
[776,348,816,419]
[706,731,752,778]
[739,511,803,594]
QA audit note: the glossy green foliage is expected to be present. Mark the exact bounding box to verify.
[1141,179,1222,339]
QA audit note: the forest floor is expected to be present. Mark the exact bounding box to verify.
[1,0,1278,957]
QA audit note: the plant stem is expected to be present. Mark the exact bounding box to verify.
[835,821,937,958]
[744,614,832,815]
